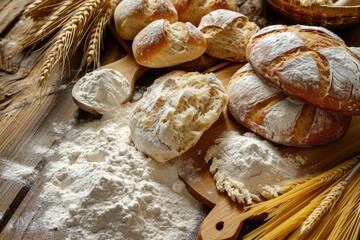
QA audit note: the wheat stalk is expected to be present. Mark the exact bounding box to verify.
[19,0,83,50]
[304,171,359,240]
[300,180,346,234]
[84,0,121,69]
[277,174,314,194]
[237,158,358,223]
[24,0,62,18]
[38,0,104,84]
[301,160,359,235]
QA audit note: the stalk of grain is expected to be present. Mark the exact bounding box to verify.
[237,158,358,223]
[84,0,121,69]
[277,174,314,194]
[300,181,345,234]
[24,0,62,18]
[300,161,360,235]
[38,0,104,84]
[19,0,83,50]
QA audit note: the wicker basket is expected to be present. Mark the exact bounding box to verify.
[266,0,360,28]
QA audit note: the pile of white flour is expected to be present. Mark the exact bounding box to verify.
[39,70,201,240]
[75,68,131,114]
[205,131,304,205]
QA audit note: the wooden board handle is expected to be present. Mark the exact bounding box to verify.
[198,196,244,240]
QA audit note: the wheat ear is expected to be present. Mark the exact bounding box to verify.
[38,0,103,84]
[20,0,83,50]
[300,180,346,234]
[24,0,62,18]
[84,0,121,69]
[300,160,359,237]
[237,158,358,223]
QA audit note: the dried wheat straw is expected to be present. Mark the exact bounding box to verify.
[307,172,359,240]
[237,158,357,223]
[84,0,121,69]
[237,157,359,240]
[38,0,103,84]
[300,180,346,234]
[20,0,82,50]
[24,0,62,18]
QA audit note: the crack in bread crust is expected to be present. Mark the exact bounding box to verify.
[227,64,352,147]
[246,25,360,114]
[246,92,288,125]
[290,104,316,144]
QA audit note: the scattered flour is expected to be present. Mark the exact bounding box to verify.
[75,68,131,115]
[0,159,37,185]
[39,85,201,239]
[205,131,304,205]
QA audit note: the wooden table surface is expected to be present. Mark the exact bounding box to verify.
[0,1,359,239]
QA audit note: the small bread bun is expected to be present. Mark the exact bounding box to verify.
[130,70,228,162]
[198,9,259,62]
[114,0,178,40]
[170,0,239,26]
[246,24,360,115]
[132,19,207,68]
[227,64,352,147]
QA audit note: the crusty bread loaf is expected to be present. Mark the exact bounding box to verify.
[132,19,207,68]
[198,9,259,62]
[169,0,239,26]
[350,47,360,57]
[246,24,360,115]
[227,64,352,147]
[130,70,228,162]
[114,0,178,40]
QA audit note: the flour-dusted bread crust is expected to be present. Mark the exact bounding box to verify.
[114,0,178,40]
[227,64,352,147]
[246,24,360,115]
[198,9,259,62]
[130,70,228,162]
[170,0,239,26]
[132,19,207,68]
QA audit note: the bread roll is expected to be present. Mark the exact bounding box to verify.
[132,19,207,68]
[114,0,178,40]
[170,0,239,26]
[130,70,228,162]
[246,24,360,115]
[227,64,352,147]
[198,9,259,62]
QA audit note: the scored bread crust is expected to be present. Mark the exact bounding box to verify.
[227,64,352,147]
[114,0,178,40]
[170,0,239,26]
[198,9,259,62]
[246,24,360,115]
[132,19,207,68]
[130,70,228,162]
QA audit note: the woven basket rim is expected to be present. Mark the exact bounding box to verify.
[266,0,360,28]
[267,0,360,10]
[267,0,360,17]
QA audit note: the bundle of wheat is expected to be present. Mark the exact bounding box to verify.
[0,0,121,76]
[237,157,360,240]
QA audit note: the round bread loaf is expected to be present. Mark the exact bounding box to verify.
[132,19,207,68]
[198,9,259,62]
[169,0,239,26]
[246,24,360,115]
[114,0,178,40]
[130,70,228,162]
[227,64,352,147]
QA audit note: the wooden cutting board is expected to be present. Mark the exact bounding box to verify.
[176,63,360,240]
